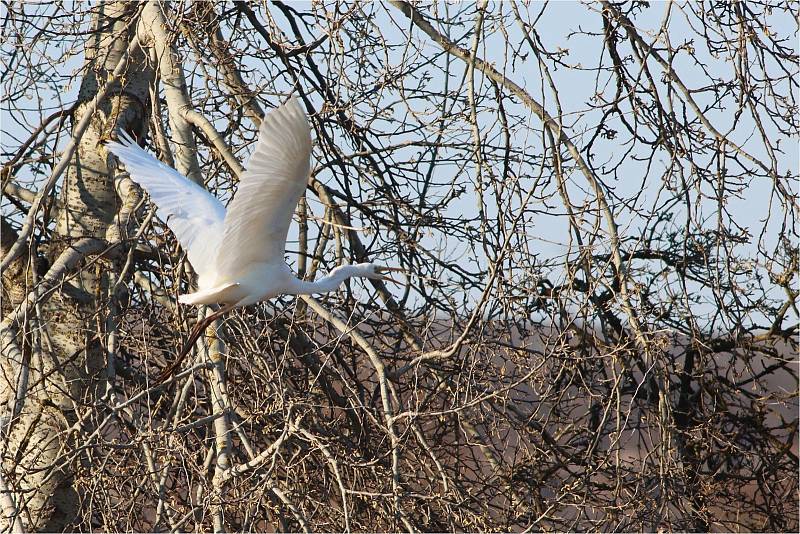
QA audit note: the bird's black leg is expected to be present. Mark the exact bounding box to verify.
[157,303,235,383]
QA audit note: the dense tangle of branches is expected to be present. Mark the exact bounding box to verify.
[1,1,797,531]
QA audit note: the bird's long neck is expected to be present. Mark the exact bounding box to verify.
[285,266,359,295]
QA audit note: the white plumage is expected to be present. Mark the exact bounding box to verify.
[106,97,400,379]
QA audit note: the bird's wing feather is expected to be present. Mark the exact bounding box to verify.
[106,133,226,278]
[215,97,311,279]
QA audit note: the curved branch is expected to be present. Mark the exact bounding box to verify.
[0,35,141,273]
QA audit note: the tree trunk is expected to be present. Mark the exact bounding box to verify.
[1,2,153,530]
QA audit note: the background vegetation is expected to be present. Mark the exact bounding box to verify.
[2,1,797,531]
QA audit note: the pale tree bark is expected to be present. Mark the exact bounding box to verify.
[1,1,796,531]
[1,2,153,530]
[139,5,233,532]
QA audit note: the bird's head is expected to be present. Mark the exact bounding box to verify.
[345,263,405,284]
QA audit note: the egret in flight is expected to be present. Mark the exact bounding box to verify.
[107,97,400,381]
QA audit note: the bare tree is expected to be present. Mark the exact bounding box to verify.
[2,1,797,532]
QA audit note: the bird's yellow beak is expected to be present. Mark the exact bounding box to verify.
[375,266,405,285]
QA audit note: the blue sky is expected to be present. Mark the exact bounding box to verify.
[2,1,797,330]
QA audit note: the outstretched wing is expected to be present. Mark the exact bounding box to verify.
[106,132,226,278]
[214,97,312,279]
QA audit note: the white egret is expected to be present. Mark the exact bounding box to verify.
[107,97,400,381]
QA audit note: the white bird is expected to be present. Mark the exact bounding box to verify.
[106,97,400,381]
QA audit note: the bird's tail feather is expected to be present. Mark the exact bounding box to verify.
[178,283,240,306]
